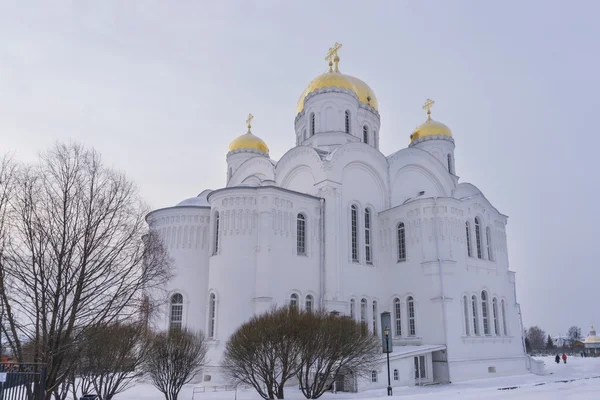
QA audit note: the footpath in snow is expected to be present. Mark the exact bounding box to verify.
[114,356,600,400]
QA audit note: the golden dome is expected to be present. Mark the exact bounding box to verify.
[228,132,269,154]
[410,99,452,143]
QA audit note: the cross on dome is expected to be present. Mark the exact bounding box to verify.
[422,98,435,120]
[325,42,342,72]
[246,113,254,133]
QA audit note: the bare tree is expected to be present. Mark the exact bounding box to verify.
[143,329,208,400]
[77,322,149,400]
[296,312,379,399]
[0,143,172,400]
[526,326,546,352]
[567,326,582,344]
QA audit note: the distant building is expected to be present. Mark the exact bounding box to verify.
[584,325,600,356]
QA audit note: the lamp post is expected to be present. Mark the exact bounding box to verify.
[384,326,392,396]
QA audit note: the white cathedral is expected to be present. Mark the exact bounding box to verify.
[146,44,536,390]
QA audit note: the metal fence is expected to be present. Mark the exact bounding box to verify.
[0,363,46,400]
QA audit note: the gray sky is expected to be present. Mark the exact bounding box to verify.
[1,0,598,337]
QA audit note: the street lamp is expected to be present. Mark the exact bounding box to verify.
[384,326,392,396]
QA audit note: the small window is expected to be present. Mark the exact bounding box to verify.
[394,298,402,336]
[397,222,406,262]
[170,293,183,330]
[310,113,316,136]
[372,300,378,335]
[447,154,453,174]
[363,125,369,144]
[481,291,490,335]
[393,369,399,381]
[351,205,359,262]
[213,213,220,255]
[475,218,483,259]
[365,209,372,264]
[350,298,356,319]
[472,295,480,335]
[360,298,367,324]
[414,356,426,379]
[290,293,299,309]
[345,110,350,134]
[486,227,493,261]
[305,295,313,313]
[208,293,216,338]
[371,370,378,383]
[407,296,416,336]
[465,222,472,257]
[297,214,306,255]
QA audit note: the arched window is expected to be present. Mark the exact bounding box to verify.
[447,154,453,174]
[481,291,490,335]
[474,218,483,259]
[297,214,306,255]
[472,295,480,335]
[372,300,378,335]
[492,298,499,335]
[351,205,359,262]
[465,222,472,257]
[501,299,508,335]
[371,370,377,383]
[394,298,402,336]
[310,113,316,136]
[345,110,350,134]
[305,295,313,313]
[407,296,416,336]
[208,293,216,338]
[365,209,372,264]
[397,222,406,262]
[290,293,299,309]
[363,125,369,144]
[393,369,399,381]
[360,298,367,324]
[350,299,356,320]
[170,293,183,330]
[486,227,493,261]
[213,213,220,255]
[463,296,470,335]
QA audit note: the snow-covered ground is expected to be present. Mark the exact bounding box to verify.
[114,356,600,400]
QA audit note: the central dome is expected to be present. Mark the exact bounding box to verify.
[296,71,378,114]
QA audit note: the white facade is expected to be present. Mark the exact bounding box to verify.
[146,55,530,390]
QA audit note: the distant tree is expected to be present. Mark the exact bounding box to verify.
[567,326,582,343]
[527,326,546,352]
[525,337,532,354]
[546,334,555,350]
[143,329,208,400]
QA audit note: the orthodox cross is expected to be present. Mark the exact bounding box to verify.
[325,42,342,72]
[246,113,254,132]
[422,98,435,119]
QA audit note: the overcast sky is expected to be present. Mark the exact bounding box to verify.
[1,0,598,336]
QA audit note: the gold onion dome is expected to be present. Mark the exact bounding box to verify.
[296,43,378,114]
[228,114,269,154]
[410,99,452,143]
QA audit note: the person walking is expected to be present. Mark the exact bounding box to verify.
[562,353,567,364]
[555,354,561,364]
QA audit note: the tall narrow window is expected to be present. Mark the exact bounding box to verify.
[345,110,350,133]
[492,298,499,335]
[305,295,313,313]
[397,222,406,261]
[394,298,402,336]
[351,205,359,262]
[463,296,470,335]
[486,227,493,261]
[481,291,490,335]
[208,293,216,338]
[365,209,372,264]
[407,296,416,336]
[372,300,378,335]
[501,299,508,335]
[310,113,315,135]
[465,222,472,257]
[472,295,480,335]
[474,217,483,259]
[297,214,306,255]
[170,293,183,330]
[213,213,220,255]
[447,154,453,174]
[290,293,299,310]
[360,298,367,324]
[350,299,356,320]
[363,125,369,143]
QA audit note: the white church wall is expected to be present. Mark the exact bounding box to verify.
[228,155,275,187]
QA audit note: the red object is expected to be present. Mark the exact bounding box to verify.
[562,354,567,361]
